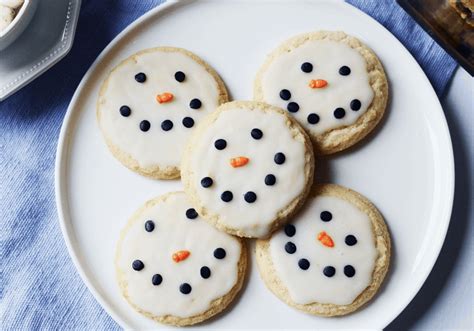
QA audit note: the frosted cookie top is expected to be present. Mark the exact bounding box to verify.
[115,192,245,325]
[255,31,388,155]
[269,194,377,305]
[255,184,391,317]
[182,101,314,238]
[97,47,228,179]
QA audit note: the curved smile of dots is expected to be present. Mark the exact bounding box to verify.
[200,128,284,205]
[279,62,363,126]
[131,216,228,295]
[282,210,358,278]
[118,70,204,133]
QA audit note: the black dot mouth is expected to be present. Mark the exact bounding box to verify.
[205,145,284,204]
[285,241,297,254]
[282,211,361,277]
[139,120,151,132]
[307,113,320,125]
[287,102,299,113]
[298,258,310,270]
[323,266,336,277]
[276,88,365,125]
[130,117,201,133]
[161,120,173,131]
[182,117,195,128]
[333,108,346,119]
[179,283,192,294]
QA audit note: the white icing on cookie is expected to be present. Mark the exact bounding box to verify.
[187,104,309,238]
[98,48,224,169]
[116,192,242,318]
[269,195,377,305]
[259,40,374,136]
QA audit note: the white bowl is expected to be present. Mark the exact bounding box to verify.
[0,0,38,50]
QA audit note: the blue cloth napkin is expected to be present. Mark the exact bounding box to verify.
[0,1,457,329]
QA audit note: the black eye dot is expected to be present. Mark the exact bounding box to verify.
[213,248,226,259]
[182,117,194,128]
[214,139,227,150]
[301,62,313,73]
[144,220,155,232]
[279,89,291,101]
[139,120,150,132]
[251,128,263,140]
[189,98,202,109]
[265,174,276,186]
[284,242,296,254]
[339,66,351,76]
[320,211,332,222]
[132,260,144,271]
[221,191,233,202]
[119,105,131,117]
[152,274,163,285]
[174,71,186,82]
[274,152,286,165]
[200,266,211,279]
[298,258,310,270]
[307,113,320,125]
[284,224,296,237]
[345,235,357,246]
[134,72,146,83]
[334,108,346,119]
[344,265,356,277]
[161,119,173,131]
[201,177,213,188]
[350,99,361,111]
[287,102,299,113]
[185,208,198,220]
[244,191,257,203]
[179,283,192,294]
[323,266,336,277]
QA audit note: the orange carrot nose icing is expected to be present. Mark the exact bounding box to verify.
[317,231,334,248]
[156,92,174,104]
[309,79,328,89]
[172,250,190,263]
[230,156,249,168]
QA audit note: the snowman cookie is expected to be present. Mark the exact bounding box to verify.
[115,192,247,326]
[181,101,314,238]
[254,31,388,154]
[97,47,228,179]
[256,184,391,316]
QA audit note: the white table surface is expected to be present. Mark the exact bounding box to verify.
[386,67,473,330]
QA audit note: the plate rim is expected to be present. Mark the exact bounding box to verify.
[54,0,455,329]
[0,0,82,101]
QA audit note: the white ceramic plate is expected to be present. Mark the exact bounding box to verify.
[0,0,81,101]
[55,1,454,329]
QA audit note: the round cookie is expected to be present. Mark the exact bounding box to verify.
[181,101,314,239]
[254,31,388,155]
[256,184,391,316]
[97,47,228,179]
[115,192,247,326]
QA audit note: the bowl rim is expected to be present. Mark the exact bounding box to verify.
[0,0,33,39]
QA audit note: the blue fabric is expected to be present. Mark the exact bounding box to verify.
[347,0,457,95]
[0,0,457,330]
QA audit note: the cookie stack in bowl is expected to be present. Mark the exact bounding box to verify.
[97,31,390,326]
